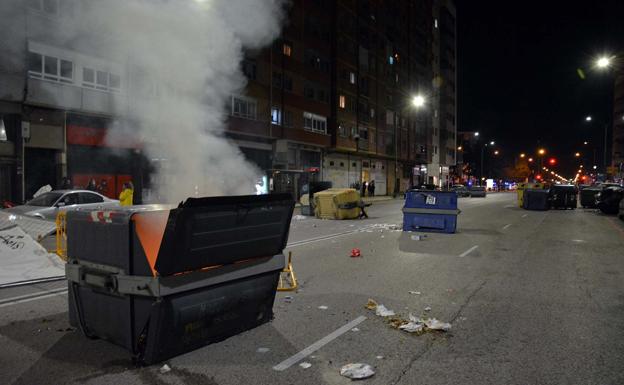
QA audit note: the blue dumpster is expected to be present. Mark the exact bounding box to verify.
[402,190,460,233]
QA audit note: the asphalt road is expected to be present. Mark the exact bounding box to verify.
[2,193,624,385]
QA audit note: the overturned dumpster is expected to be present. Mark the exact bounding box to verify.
[65,194,294,365]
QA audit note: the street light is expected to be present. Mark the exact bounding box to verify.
[490,141,495,145]
[596,56,611,68]
[412,95,425,108]
[575,152,581,157]
[538,148,546,155]
[480,140,496,185]
[520,153,526,158]
[585,116,592,122]
[457,146,462,151]
[494,150,499,155]
[474,132,479,137]
[528,157,534,162]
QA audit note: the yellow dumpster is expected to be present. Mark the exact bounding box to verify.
[517,182,545,207]
[313,188,361,219]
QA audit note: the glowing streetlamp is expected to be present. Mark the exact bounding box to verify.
[575,152,580,157]
[538,148,546,156]
[520,153,526,158]
[585,116,592,122]
[457,146,462,151]
[596,57,611,68]
[494,150,499,155]
[412,95,425,108]
[528,157,534,162]
[474,132,479,137]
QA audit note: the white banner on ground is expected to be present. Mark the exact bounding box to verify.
[0,226,64,286]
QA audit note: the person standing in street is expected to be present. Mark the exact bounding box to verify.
[119,181,134,206]
[86,178,97,191]
[361,181,367,197]
[368,180,375,197]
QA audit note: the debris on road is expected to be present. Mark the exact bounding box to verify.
[397,314,425,334]
[340,363,375,380]
[299,362,312,369]
[367,298,395,317]
[159,364,171,374]
[376,355,384,360]
[292,215,307,221]
[410,234,428,241]
[425,318,452,331]
[318,305,329,310]
[284,295,294,303]
[365,299,451,335]
[257,347,270,353]
[351,248,362,257]
[351,327,360,332]
[408,291,422,295]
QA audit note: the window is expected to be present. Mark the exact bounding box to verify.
[303,112,327,134]
[317,88,328,103]
[28,52,43,77]
[434,146,438,154]
[339,95,346,109]
[61,193,79,206]
[338,124,348,137]
[82,66,120,92]
[27,0,59,16]
[271,107,281,125]
[60,60,73,80]
[349,72,356,84]
[284,110,293,127]
[304,84,315,99]
[232,96,257,119]
[43,55,58,80]
[79,192,104,204]
[242,59,257,80]
[370,108,375,118]
[284,75,293,91]
[283,42,292,57]
[272,72,282,88]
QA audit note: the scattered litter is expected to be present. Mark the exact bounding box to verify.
[351,327,360,332]
[312,224,317,228]
[310,355,317,359]
[257,347,270,353]
[349,224,355,227]
[365,223,402,232]
[375,305,395,317]
[424,306,431,312]
[340,363,375,380]
[376,355,384,360]
[292,215,307,221]
[350,248,361,258]
[318,305,329,310]
[365,298,378,310]
[159,364,171,374]
[425,318,452,331]
[399,314,425,333]
[284,296,293,303]
[408,291,421,295]
[410,234,427,241]
[299,362,312,369]
[380,235,385,238]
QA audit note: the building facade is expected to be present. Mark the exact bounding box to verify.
[0,0,456,204]
[612,72,624,179]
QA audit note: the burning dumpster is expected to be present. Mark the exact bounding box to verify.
[65,194,294,364]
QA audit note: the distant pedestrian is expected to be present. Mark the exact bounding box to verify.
[86,178,97,191]
[368,180,375,197]
[97,179,109,195]
[361,181,367,197]
[119,181,134,206]
[60,177,72,190]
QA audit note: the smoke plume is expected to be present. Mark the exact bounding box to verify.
[67,0,286,202]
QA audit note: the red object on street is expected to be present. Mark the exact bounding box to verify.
[350,248,361,257]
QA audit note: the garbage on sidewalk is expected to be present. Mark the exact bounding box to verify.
[350,248,361,257]
[366,299,396,317]
[159,364,171,374]
[398,314,424,333]
[0,225,64,286]
[340,363,375,380]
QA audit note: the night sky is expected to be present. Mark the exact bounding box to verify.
[457,0,624,177]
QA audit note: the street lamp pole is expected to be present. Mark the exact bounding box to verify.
[480,145,485,185]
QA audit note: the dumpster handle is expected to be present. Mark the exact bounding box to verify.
[70,282,98,340]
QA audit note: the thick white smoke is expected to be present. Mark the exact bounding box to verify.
[65,0,286,202]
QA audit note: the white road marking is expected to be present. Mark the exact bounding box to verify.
[287,230,362,248]
[273,316,367,371]
[459,245,479,258]
[521,214,528,218]
[503,205,515,208]
[0,289,67,308]
[502,224,512,230]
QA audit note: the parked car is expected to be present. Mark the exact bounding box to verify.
[412,184,439,191]
[3,190,120,220]
[468,186,487,198]
[595,186,624,215]
[450,184,470,197]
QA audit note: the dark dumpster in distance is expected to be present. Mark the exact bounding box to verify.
[596,186,624,215]
[65,194,294,365]
[580,186,602,208]
[468,186,486,197]
[522,189,550,210]
[549,185,578,209]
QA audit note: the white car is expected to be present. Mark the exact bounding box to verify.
[3,190,120,220]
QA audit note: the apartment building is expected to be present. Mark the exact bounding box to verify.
[612,73,624,178]
[0,0,456,203]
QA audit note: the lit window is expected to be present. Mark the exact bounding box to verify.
[388,56,394,65]
[271,107,281,125]
[339,95,346,109]
[349,72,356,84]
[283,43,292,57]
[434,18,438,28]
